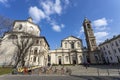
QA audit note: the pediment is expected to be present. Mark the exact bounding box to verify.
[63,36,81,41]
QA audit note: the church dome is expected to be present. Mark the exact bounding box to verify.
[12,18,40,36]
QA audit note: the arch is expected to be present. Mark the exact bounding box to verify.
[87,23,91,28]
[33,56,36,62]
[58,56,62,65]
[34,47,38,55]
[36,39,39,44]
[71,42,74,49]
[77,41,80,47]
[72,53,77,64]
[19,24,22,30]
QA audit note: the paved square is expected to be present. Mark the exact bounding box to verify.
[0,75,120,80]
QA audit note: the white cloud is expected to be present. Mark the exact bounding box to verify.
[29,0,69,32]
[54,0,62,14]
[93,18,108,27]
[52,24,61,32]
[41,1,54,16]
[29,6,46,23]
[95,32,108,38]
[50,21,64,32]
[91,18,111,44]
[95,32,109,43]
[92,18,108,31]
[41,0,62,15]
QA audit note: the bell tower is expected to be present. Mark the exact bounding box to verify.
[83,18,97,63]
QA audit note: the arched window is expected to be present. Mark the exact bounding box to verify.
[40,40,42,45]
[87,24,91,29]
[33,56,36,62]
[19,24,22,30]
[71,42,74,49]
[34,47,38,55]
[36,40,39,44]
[77,42,80,47]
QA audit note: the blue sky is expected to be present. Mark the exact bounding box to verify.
[0,0,120,49]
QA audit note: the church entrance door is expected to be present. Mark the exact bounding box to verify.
[72,54,77,64]
[58,56,62,65]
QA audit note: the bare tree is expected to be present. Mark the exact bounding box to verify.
[12,34,35,68]
[0,15,13,36]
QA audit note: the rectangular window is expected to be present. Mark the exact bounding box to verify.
[104,52,107,55]
[110,56,113,60]
[103,46,105,50]
[112,43,114,46]
[115,41,119,46]
[106,45,108,48]
[108,51,111,55]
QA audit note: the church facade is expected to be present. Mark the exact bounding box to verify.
[49,36,87,65]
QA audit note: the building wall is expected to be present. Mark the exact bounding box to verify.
[99,35,120,64]
[26,38,49,67]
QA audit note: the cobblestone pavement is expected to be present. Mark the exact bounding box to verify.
[0,75,120,80]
